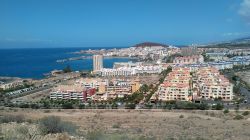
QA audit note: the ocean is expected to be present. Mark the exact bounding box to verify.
[0,47,132,79]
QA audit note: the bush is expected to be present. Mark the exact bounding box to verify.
[62,102,74,109]
[212,103,224,110]
[174,102,199,110]
[125,103,136,109]
[233,114,244,120]
[112,123,121,128]
[30,103,40,109]
[144,103,153,109]
[111,103,118,109]
[179,115,184,118]
[38,116,77,135]
[198,103,209,110]
[223,109,229,114]
[19,103,30,108]
[79,104,85,109]
[97,104,106,109]
[242,111,249,116]
[0,114,25,123]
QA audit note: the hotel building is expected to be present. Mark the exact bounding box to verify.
[93,55,103,72]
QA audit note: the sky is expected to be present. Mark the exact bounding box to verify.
[0,0,250,48]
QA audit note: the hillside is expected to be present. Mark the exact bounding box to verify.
[198,37,250,49]
[133,42,169,48]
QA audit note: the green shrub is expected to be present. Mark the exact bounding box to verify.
[111,103,118,109]
[223,109,229,114]
[179,115,184,118]
[233,114,244,120]
[144,103,153,109]
[125,103,136,109]
[242,111,249,116]
[212,103,224,110]
[112,123,121,128]
[0,114,25,123]
[62,102,74,109]
[198,103,209,110]
[38,116,77,135]
[97,104,106,109]
[79,104,85,109]
[30,103,40,109]
[19,103,30,108]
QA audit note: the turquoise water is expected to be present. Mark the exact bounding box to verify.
[0,47,132,79]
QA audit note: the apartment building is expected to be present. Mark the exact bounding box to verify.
[195,67,234,101]
[101,65,164,76]
[50,85,84,100]
[157,67,192,101]
[50,85,96,101]
[92,78,140,101]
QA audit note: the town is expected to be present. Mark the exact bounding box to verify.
[1,42,250,110]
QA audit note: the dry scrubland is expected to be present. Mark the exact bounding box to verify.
[1,108,250,140]
[236,70,250,85]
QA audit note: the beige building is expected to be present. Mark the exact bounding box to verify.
[173,55,204,64]
[195,67,234,101]
[0,79,24,90]
[92,78,141,101]
[93,55,103,72]
[157,67,192,101]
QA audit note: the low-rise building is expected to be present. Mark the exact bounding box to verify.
[173,55,204,64]
[206,52,228,61]
[0,79,25,90]
[76,78,108,89]
[92,78,140,101]
[50,85,96,101]
[101,65,165,76]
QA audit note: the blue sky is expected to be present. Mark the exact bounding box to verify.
[0,0,250,48]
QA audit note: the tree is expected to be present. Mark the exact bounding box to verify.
[63,65,72,73]
[139,84,149,93]
[159,77,164,84]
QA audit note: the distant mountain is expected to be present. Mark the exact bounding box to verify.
[133,42,169,48]
[198,37,250,48]
[231,37,250,43]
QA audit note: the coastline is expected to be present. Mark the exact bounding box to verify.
[0,47,134,79]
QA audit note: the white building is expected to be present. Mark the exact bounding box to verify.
[100,65,164,76]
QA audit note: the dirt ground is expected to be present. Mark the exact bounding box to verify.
[236,71,250,85]
[1,109,250,140]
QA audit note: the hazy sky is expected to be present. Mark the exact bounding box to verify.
[0,0,250,48]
